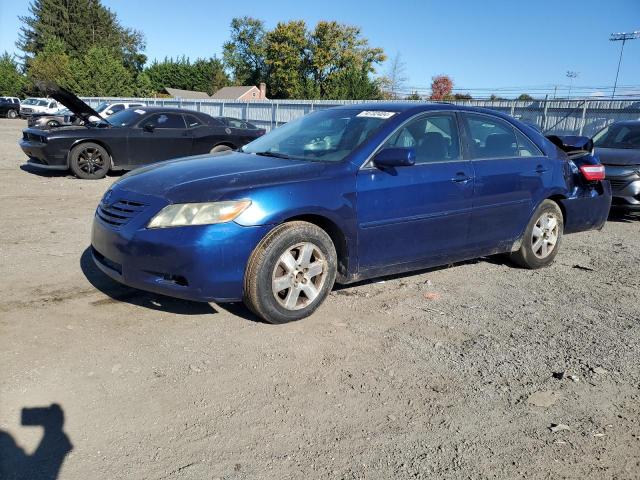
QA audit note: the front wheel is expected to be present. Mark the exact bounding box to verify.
[511,199,563,269]
[7,109,17,119]
[69,142,110,179]
[47,120,60,128]
[243,222,337,324]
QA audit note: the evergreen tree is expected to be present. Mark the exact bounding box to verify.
[18,0,145,74]
[0,53,27,96]
[70,46,134,96]
[26,37,73,91]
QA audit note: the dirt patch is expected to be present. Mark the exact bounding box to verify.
[0,119,639,479]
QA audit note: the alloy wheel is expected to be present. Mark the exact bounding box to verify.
[77,147,106,175]
[531,212,559,259]
[272,242,327,310]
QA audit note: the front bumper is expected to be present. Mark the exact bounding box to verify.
[19,140,67,167]
[90,190,273,302]
[605,166,640,210]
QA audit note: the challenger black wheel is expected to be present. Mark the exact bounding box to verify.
[7,109,17,119]
[511,200,563,269]
[243,221,337,324]
[69,142,110,180]
[47,120,60,128]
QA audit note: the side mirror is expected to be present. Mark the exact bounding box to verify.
[373,147,416,168]
[143,123,155,133]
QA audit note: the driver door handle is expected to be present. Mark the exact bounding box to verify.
[451,172,471,183]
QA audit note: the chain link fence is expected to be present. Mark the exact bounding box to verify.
[82,97,640,136]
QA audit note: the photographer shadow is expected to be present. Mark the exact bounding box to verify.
[0,404,72,480]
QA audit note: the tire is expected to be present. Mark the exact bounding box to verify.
[47,120,60,128]
[7,109,17,119]
[243,221,337,324]
[69,142,110,180]
[210,144,233,154]
[511,199,564,269]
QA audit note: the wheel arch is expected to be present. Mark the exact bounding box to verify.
[547,194,568,224]
[281,213,350,281]
[212,141,237,151]
[67,139,114,169]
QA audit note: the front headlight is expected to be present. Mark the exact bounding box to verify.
[147,200,251,229]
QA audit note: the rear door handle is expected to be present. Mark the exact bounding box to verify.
[535,165,548,174]
[451,172,471,183]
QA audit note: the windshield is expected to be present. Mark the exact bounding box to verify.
[95,102,110,113]
[106,108,147,126]
[594,123,640,150]
[23,98,48,106]
[242,109,396,162]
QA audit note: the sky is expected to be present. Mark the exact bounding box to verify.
[1,0,639,98]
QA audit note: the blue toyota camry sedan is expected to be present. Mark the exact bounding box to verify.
[91,103,611,323]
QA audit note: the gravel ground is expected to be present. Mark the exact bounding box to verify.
[0,118,639,479]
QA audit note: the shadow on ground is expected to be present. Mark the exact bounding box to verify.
[0,404,72,480]
[79,247,219,316]
[20,163,126,178]
[607,209,639,223]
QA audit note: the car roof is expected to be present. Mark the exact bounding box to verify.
[133,106,205,115]
[609,120,640,126]
[333,101,509,114]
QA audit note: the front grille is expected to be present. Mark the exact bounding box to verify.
[22,131,46,143]
[96,199,147,228]
[608,178,631,190]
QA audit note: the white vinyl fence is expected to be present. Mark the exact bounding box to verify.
[82,97,640,136]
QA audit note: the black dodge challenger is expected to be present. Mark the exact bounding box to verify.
[20,88,266,179]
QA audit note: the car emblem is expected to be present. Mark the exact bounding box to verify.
[102,189,113,205]
[225,127,232,135]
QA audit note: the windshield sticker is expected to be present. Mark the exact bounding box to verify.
[134,109,146,114]
[357,111,396,119]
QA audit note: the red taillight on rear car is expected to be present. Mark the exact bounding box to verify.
[579,164,605,181]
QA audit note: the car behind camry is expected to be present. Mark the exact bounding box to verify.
[27,108,81,129]
[91,103,611,324]
[593,120,640,211]
[19,87,265,179]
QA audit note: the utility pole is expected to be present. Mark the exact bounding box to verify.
[610,31,640,99]
[566,71,578,98]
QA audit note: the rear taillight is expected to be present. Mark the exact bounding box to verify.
[579,164,605,181]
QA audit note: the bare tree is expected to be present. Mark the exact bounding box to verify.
[384,53,407,99]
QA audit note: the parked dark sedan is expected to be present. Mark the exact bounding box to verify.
[91,103,611,324]
[27,108,82,129]
[593,120,640,211]
[20,87,266,179]
[0,98,20,119]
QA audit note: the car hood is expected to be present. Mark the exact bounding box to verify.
[115,152,331,203]
[596,147,640,166]
[44,86,101,123]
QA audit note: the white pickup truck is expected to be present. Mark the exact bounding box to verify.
[20,98,62,117]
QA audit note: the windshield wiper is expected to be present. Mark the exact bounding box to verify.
[253,151,291,159]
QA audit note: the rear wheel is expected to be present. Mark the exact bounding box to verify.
[210,144,233,154]
[69,142,110,180]
[243,222,337,324]
[47,120,60,128]
[7,109,17,119]
[511,200,563,269]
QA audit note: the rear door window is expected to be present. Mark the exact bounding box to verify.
[462,113,518,159]
[184,115,203,128]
